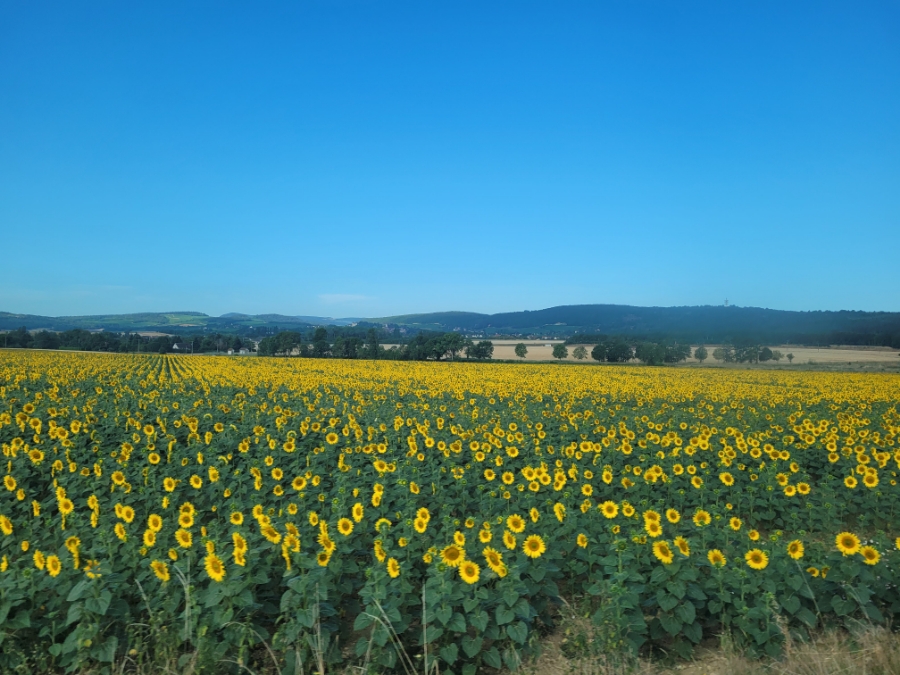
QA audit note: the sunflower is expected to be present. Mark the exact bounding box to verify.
[665,508,680,524]
[506,514,525,533]
[325,432,339,445]
[674,536,690,556]
[600,501,618,519]
[719,472,735,486]
[652,541,674,565]
[860,546,880,565]
[387,557,401,578]
[352,503,364,522]
[729,517,742,531]
[692,509,711,527]
[479,529,492,543]
[453,530,466,546]
[316,551,331,567]
[707,549,726,567]
[483,547,504,573]
[233,532,247,551]
[150,560,170,581]
[522,535,546,559]
[806,566,820,577]
[175,529,193,548]
[863,473,879,488]
[459,560,480,584]
[643,509,660,523]
[748,530,760,542]
[163,477,177,492]
[503,531,516,550]
[691,476,704,489]
[786,540,804,560]
[529,507,540,523]
[337,518,354,536]
[644,520,662,538]
[835,532,860,556]
[414,517,427,534]
[230,512,244,525]
[114,523,127,542]
[59,498,74,515]
[577,533,588,548]
[440,545,465,567]
[553,503,566,522]
[745,549,768,570]
[178,512,194,528]
[147,513,163,532]
[844,476,858,489]
[46,554,62,577]
[143,530,157,547]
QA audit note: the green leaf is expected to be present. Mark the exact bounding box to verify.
[650,566,669,585]
[796,607,817,628]
[660,614,682,637]
[461,635,483,658]
[780,595,800,615]
[676,602,696,625]
[448,612,467,634]
[66,580,90,603]
[666,580,687,600]
[496,605,515,625]
[503,587,519,607]
[470,609,489,632]
[507,620,528,644]
[435,605,452,626]
[85,590,112,616]
[440,643,458,665]
[353,612,374,631]
[483,647,502,669]
[657,591,679,612]
[66,602,83,626]
[682,620,702,644]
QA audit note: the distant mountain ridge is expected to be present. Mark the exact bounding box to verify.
[2,304,900,344]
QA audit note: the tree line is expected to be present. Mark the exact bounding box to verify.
[0,327,254,354]
[258,328,496,361]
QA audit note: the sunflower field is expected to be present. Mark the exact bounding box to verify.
[2,351,900,673]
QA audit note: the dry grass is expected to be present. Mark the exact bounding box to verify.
[524,622,900,675]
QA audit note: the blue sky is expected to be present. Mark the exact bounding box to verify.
[2,1,898,318]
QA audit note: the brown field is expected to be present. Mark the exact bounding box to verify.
[490,341,900,367]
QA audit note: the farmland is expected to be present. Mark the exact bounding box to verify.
[2,351,900,674]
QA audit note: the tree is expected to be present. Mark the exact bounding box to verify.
[591,343,608,362]
[759,346,773,362]
[694,345,708,363]
[572,346,588,360]
[786,352,794,363]
[365,328,379,359]
[466,341,494,360]
[514,343,528,359]
[771,350,783,361]
[606,340,632,362]
[635,342,666,365]
[437,333,469,360]
[712,346,735,362]
[552,344,568,360]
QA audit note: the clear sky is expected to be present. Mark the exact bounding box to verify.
[2,1,898,318]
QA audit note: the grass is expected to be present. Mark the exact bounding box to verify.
[526,607,900,675]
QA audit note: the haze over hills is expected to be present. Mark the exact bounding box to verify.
[3,304,900,346]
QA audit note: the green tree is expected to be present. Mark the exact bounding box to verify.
[365,328,379,359]
[514,343,528,359]
[770,349,783,361]
[787,352,794,363]
[572,345,587,360]
[466,340,494,360]
[694,345,708,363]
[552,343,568,360]
[590,343,608,362]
